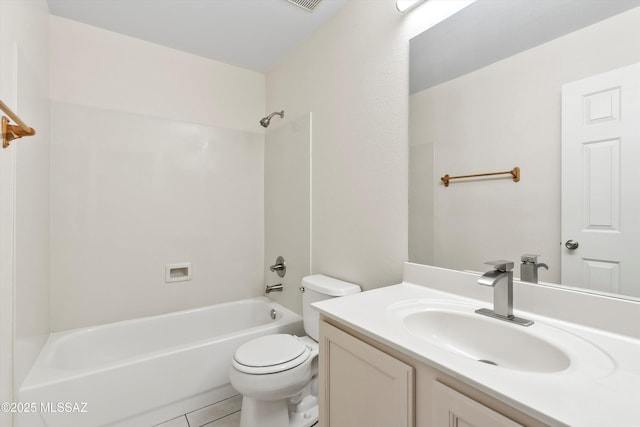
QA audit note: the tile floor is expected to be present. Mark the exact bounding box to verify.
[154,395,242,427]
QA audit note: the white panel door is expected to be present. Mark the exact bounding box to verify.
[561,63,640,297]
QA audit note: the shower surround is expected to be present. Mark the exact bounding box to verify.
[50,102,265,330]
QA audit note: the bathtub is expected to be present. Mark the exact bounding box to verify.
[20,297,303,427]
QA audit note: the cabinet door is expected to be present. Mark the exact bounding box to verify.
[434,382,523,427]
[319,321,414,427]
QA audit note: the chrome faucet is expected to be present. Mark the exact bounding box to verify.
[265,283,283,294]
[269,256,286,278]
[475,260,533,327]
[520,254,548,284]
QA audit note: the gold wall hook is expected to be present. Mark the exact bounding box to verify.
[1,99,36,149]
[2,116,36,148]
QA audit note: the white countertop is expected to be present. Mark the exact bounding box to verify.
[313,282,640,427]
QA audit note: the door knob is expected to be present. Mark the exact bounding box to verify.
[565,240,579,250]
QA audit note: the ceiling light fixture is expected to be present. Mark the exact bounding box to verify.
[396,0,428,13]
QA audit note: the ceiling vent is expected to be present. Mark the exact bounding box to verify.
[287,0,322,12]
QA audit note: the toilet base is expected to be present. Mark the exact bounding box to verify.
[240,397,288,427]
[239,395,318,427]
[290,399,318,427]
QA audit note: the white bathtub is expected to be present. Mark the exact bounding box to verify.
[20,297,303,427]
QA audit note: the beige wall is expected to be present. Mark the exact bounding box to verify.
[49,17,267,331]
[49,17,264,133]
[264,114,311,314]
[0,0,51,417]
[48,1,468,321]
[263,0,471,293]
[0,0,477,364]
[267,0,411,290]
[409,7,640,281]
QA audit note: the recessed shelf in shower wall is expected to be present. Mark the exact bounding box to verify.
[165,262,192,283]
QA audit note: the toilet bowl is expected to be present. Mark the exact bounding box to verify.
[230,335,318,427]
[229,275,360,427]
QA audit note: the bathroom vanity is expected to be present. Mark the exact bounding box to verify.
[314,263,640,427]
[318,319,541,426]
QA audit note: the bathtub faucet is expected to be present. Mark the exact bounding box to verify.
[265,283,283,294]
[269,256,286,278]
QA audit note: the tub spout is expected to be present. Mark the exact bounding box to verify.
[265,283,283,294]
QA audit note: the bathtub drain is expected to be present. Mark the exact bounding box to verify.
[270,309,277,320]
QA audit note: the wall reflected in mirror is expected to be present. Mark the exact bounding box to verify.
[408,0,640,300]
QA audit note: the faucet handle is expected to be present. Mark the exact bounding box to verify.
[484,260,514,272]
[269,255,286,278]
[521,254,539,263]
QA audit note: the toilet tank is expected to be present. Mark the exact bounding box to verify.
[302,274,361,341]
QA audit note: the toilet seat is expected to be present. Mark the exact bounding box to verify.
[232,334,311,375]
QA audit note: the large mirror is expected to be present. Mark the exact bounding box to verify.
[409,0,640,300]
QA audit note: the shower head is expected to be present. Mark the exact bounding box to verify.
[260,110,284,128]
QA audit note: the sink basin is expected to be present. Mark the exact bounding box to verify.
[387,300,614,375]
[403,309,569,372]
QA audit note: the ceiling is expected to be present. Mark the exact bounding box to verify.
[47,0,350,73]
[410,0,640,94]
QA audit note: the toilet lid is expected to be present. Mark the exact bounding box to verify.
[234,334,309,372]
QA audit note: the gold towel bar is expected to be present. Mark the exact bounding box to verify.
[1,98,36,148]
[441,167,520,187]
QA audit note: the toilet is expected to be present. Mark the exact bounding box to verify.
[229,274,361,427]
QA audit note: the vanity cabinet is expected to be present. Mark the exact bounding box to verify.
[434,381,523,427]
[319,320,414,427]
[319,319,544,427]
